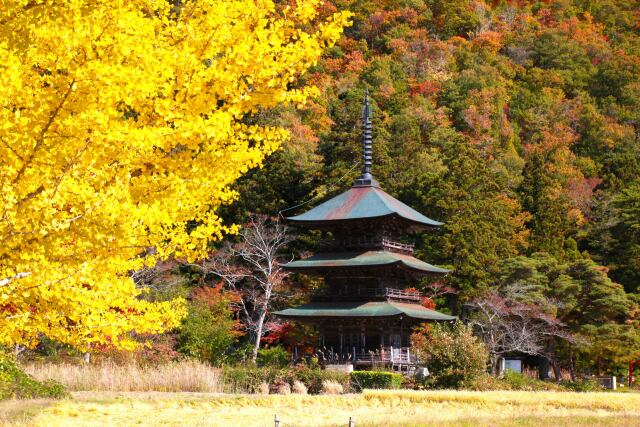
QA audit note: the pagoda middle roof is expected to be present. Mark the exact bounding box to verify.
[286,185,443,228]
[282,250,450,275]
[274,301,457,321]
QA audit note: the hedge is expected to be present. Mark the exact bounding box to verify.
[351,371,403,391]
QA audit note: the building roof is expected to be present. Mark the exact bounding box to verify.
[274,301,456,321]
[282,250,450,275]
[286,185,443,228]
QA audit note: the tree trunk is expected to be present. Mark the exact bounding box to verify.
[83,351,91,365]
[13,345,26,359]
[551,360,563,381]
[491,354,502,376]
[448,294,459,316]
[546,340,561,381]
[568,351,576,382]
[538,356,550,380]
[251,307,268,363]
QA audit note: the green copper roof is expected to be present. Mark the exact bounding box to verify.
[282,250,450,275]
[286,186,443,228]
[274,301,456,321]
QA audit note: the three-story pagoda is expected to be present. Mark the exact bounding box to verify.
[275,91,455,369]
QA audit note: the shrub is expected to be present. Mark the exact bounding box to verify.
[411,321,489,389]
[351,371,403,391]
[464,372,509,391]
[221,365,350,394]
[501,371,565,391]
[561,378,604,392]
[0,354,67,400]
[257,346,290,368]
[322,380,344,394]
[177,285,241,366]
[221,366,279,393]
[284,365,350,394]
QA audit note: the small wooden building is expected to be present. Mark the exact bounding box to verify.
[275,92,455,370]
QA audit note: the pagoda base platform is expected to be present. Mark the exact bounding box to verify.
[315,346,418,373]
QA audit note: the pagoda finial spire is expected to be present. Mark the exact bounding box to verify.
[354,88,379,187]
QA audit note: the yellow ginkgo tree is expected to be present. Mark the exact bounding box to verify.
[0,0,349,350]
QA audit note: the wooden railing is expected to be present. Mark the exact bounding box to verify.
[381,238,414,254]
[323,236,415,254]
[377,287,421,301]
[352,347,415,365]
[312,287,421,301]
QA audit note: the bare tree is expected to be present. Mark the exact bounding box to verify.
[131,259,189,297]
[465,285,574,376]
[422,278,458,300]
[190,215,292,363]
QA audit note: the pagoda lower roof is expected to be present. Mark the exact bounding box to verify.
[282,250,450,275]
[274,301,456,321]
[286,185,443,228]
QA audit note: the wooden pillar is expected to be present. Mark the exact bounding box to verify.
[360,323,366,353]
[339,324,343,356]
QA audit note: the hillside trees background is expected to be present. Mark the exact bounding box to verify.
[221,0,640,375]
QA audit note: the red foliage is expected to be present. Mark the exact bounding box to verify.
[421,297,436,310]
[262,322,293,345]
[0,303,18,314]
[409,80,442,97]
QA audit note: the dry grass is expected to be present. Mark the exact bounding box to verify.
[292,380,307,395]
[321,379,344,395]
[5,389,639,426]
[0,399,54,426]
[22,360,223,393]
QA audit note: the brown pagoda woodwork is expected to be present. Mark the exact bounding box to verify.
[312,316,417,365]
[285,264,441,279]
[291,214,439,236]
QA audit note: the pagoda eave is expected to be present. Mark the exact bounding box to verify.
[282,250,450,276]
[285,185,444,229]
[286,213,441,233]
[274,301,457,322]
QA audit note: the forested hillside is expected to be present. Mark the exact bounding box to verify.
[222,0,640,375]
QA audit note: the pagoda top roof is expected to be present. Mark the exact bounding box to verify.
[286,185,443,228]
[282,250,450,275]
[274,301,456,321]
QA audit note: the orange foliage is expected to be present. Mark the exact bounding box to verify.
[472,31,504,53]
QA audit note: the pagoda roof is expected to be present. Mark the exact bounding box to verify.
[286,185,443,228]
[274,301,456,321]
[282,250,450,275]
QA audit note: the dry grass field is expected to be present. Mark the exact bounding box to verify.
[2,389,640,426]
[22,361,224,393]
